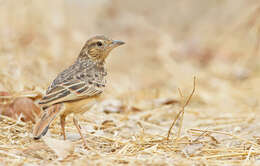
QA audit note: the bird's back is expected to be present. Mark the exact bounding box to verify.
[39,59,107,109]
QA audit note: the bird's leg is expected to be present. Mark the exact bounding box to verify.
[60,114,66,140]
[73,114,87,147]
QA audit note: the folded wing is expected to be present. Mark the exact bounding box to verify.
[39,79,103,108]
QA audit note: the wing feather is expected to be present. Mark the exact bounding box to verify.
[39,62,105,108]
[39,80,103,108]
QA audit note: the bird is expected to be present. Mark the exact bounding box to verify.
[33,35,125,146]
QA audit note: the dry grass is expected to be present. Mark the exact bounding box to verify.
[0,0,260,165]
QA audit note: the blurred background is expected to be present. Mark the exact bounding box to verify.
[0,0,260,165]
[1,0,259,93]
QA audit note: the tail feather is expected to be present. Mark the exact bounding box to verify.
[33,104,62,139]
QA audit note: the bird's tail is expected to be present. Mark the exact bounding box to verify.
[33,104,62,139]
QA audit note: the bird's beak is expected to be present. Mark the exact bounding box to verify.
[110,40,125,49]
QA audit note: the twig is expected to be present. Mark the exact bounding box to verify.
[0,114,26,126]
[188,129,259,147]
[167,77,196,141]
[177,88,183,98]
[0,149,25,159]
[192,151,260,160]
[243,146,254,166]
[192,127,209,143]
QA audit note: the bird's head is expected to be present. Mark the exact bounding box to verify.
[78,35,125,64]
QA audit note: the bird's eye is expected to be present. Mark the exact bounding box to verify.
[97,41,103,47]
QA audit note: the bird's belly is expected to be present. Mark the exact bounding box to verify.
[63,96,98,115]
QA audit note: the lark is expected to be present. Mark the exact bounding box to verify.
[33,35,125,146]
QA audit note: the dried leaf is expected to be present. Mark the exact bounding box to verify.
[12,97,41,123]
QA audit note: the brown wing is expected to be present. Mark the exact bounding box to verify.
[39,60,106,108]
[39,78,103,108]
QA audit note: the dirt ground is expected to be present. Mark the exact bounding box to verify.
[0,0,260,165]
